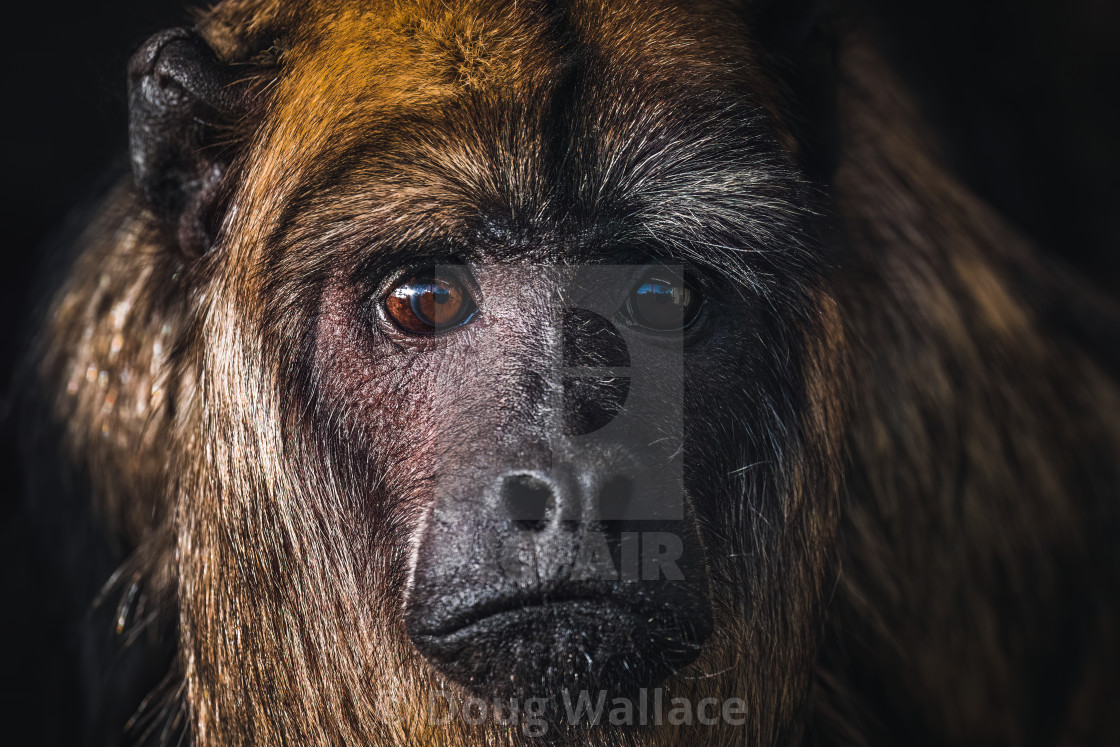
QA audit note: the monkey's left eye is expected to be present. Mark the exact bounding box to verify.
[384,269,478,335]
[621,272,703,332]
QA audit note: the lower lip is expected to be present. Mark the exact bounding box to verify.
[416,598,643,640]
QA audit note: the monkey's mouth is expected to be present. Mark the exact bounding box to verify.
[414,590,639,637]
[407,591,709,699]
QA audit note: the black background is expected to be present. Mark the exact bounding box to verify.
[1,0,1118,739]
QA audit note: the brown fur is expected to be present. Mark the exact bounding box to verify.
[31,1,1120,745]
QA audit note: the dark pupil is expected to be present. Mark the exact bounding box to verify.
[414,283,451,317]
[633,280,693,330]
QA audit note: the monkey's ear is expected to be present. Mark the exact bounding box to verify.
[128,28,245,256]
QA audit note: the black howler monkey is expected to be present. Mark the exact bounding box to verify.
[20,0,1120,745]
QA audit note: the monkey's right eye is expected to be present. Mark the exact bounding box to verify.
[383,270,478,335]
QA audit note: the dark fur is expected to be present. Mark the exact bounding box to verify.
[21,1,1120,745]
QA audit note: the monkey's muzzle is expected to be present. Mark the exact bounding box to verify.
[404,468,712,699]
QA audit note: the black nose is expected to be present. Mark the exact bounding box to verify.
[501,472,555,531]
[403,461,711,699]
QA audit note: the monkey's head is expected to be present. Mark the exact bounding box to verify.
[119,0,846,741]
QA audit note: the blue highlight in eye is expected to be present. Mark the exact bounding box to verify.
[626,275,699,331]
[636,282,675,302]
[409,282,453,316]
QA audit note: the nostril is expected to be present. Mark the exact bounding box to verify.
[598,475,633,518]
[502,474,555,532]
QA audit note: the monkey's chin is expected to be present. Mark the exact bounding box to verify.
[409,597,708,701]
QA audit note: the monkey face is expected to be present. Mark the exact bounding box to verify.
[248,10,828,724]
[111,3,845,741]
[393,264,719,697]
[313,256,788,699]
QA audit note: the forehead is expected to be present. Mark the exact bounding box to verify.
[238,0,806,271]
[270,0,764,118]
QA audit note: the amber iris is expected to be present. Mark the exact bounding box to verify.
[384,271,477,334]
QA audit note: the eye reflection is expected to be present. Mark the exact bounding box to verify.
[623,273,702,331]
[384,269,477,335]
